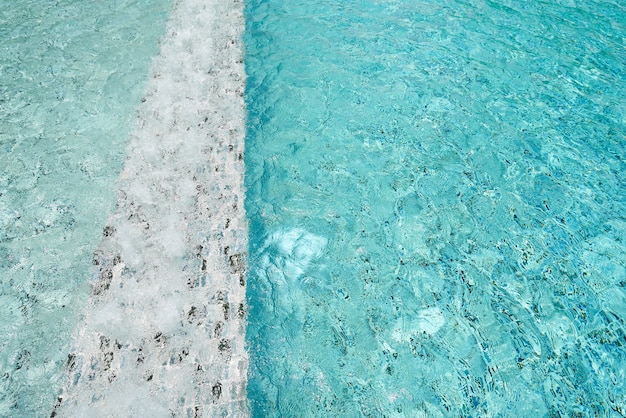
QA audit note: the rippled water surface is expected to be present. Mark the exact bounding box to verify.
[0,1,171,414]
[244,0,625,416]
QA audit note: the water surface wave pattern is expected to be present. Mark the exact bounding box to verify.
[0,1,171,414]
[244,0,625,416]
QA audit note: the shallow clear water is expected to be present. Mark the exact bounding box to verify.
[0,0,171,414]
[244,0,625,416]
[52,0,249,415]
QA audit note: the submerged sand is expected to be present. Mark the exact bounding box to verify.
[56,0,248,415]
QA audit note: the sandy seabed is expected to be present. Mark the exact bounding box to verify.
[55,0,248,416]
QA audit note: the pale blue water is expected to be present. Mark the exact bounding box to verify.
[0,0,171,415]
[244,0,626,416]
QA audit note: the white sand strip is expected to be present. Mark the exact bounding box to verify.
[55,0,248,416]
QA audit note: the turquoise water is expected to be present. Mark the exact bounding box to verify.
[0,0,171,414]
[244,0,625,416]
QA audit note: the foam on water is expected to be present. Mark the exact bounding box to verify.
[56,0,248,416]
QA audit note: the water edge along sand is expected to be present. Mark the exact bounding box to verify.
[56,0,248,415]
